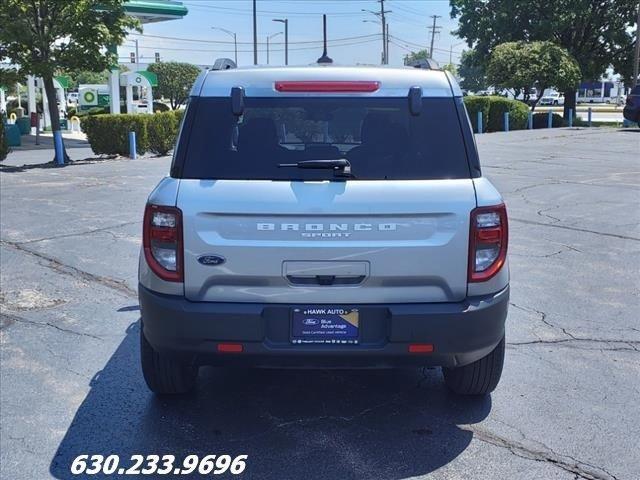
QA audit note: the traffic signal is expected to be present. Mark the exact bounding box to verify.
[130,52,135,63]
[155,52,160,63]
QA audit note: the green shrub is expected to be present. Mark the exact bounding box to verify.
[82,114,149,156]
[532,112,564,129]
[464,96,532,132]
[0,119,9,161]
[463,96,490,132]
[485,96,529,131]
[147,111,179,155]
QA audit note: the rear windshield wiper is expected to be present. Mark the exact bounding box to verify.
[278,159,353,177]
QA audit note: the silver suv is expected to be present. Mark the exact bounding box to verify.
[139,64,509,396]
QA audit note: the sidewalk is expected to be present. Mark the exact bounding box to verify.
[2,132,94,168]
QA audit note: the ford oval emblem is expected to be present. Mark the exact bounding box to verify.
[303,318,319,326]
[197,255,226,266]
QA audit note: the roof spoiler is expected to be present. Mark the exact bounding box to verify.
[405,58,440,70]
[212,58,237,70]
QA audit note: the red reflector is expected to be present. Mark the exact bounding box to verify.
[476,227,501,242]
[217,343,243,353]
[150,227,177,242]
[409,344,434,354]
[275,81,380,92]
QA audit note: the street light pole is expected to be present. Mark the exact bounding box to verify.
[273,18,288,65]
[211,27,237,65]
[267,32,282,65]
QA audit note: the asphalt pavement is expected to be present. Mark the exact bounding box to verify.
[1,127,639,479]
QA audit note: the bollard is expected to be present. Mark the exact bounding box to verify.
[588,107,592,127]
[528,111,533,130]
[504,111,509,132]
[547,110,553,129]
[477,111,483,134]
[53,130,65,165]
[568,108,573,128]
[129,131,137,159]
[70,116,80,133]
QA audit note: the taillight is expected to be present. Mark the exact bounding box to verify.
[468,204,508,282]
[143,204,183,282]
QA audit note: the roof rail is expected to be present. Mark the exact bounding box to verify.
[212,58,237,70]
[405,58,440,70]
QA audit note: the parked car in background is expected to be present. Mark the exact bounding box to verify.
[623,85,640,124]
[539,92,565,106]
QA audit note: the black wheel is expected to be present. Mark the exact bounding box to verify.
[140,327,198,394]
[443,336,505,395]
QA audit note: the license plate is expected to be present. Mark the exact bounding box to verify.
[291,307,359,344]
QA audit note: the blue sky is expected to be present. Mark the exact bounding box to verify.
[119,0,465,68]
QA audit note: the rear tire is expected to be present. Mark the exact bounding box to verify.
[140,326,198,395]
[443,336,505,395]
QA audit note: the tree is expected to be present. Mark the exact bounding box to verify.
[66,70,110,91]
[487,41,581,110]
[458,49,488,92]
[147,62,201,110]
[442,63,458,77]
[0,1,138,162]
[403,49,430,65]
[450,0,638,118]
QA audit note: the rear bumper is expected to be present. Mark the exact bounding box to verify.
[139,284,509,368]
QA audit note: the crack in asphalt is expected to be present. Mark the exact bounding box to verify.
[0,312,102,340]
[0,240,137,298]
[466,427,619,480]
[18,221,141,245]
[507,302,639,352]
[509,218,640,241]
[507,337,639,352]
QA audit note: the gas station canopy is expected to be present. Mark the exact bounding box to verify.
[124,0,188,24]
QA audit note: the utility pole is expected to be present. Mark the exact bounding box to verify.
[135,38,139,67]
[634,1,640,86]
[428,15,441,59]
[379,0,389,64]
[362,2,391,65]
[273,18,289,65]
[253,0,258,65]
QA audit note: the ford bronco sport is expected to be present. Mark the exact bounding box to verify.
[139,64,509,396]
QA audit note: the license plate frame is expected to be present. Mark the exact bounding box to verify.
[290,307,359,344]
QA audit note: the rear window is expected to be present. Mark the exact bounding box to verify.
[178,97,470,180]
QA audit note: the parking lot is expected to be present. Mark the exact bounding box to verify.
[1,127,639,479]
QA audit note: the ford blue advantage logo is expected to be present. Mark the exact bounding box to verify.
[197,255,226,266]
[303,318,319,326]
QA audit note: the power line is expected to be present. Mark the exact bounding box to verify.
[128,32,381,46]
[122,38,381,54]
[389,35,463,55]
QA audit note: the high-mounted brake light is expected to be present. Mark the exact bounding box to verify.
[468,204,508,282]
[274,81,380,93]
[143,204,183,282]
